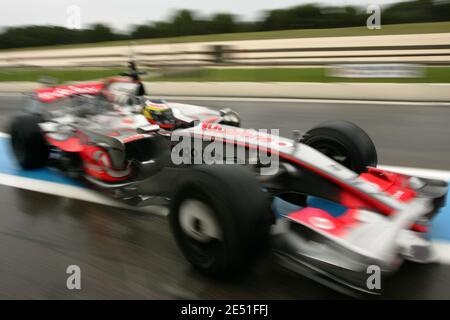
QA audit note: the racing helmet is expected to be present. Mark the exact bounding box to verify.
[142,99,176,130]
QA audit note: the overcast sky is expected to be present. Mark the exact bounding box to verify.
[2,0,403,31]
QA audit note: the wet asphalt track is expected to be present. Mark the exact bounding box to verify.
[0,95,450,299]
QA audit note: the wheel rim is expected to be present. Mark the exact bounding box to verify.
[179,199,223,241]
[178,198,223,266]
[310,140,353,169]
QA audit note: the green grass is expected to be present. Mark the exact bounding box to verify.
[2,21,450,52]
[0,68,122,82]
[151,67,450,83]
[0,66,449,83]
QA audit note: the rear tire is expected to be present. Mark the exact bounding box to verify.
[169,165,271,276]
[10,115,49,169]
[301,120,377,174]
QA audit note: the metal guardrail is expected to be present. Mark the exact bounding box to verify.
[1,43,450,68]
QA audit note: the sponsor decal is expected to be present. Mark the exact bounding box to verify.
[309,216,335,230]
[36,83,103,103]
[171,123,286,175]
[200,123,293,148]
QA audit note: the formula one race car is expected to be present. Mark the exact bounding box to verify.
[32,62,241,131]
[9,67,448,296]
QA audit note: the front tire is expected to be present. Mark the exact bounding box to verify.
[169,165,271,276]
[10,115,49,169]
[301,120,377,174]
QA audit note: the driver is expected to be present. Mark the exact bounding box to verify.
[142,99,177,130]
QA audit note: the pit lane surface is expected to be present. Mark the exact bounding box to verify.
[0,95,450,299]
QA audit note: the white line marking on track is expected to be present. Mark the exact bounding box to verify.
[378,165,450,181]
[0,172,167,216]
[0,93,23,97]
[433,242,450,265]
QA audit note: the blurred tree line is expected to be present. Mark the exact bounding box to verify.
[0,0,449,49]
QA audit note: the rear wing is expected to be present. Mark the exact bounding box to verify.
[33,83,104,103]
